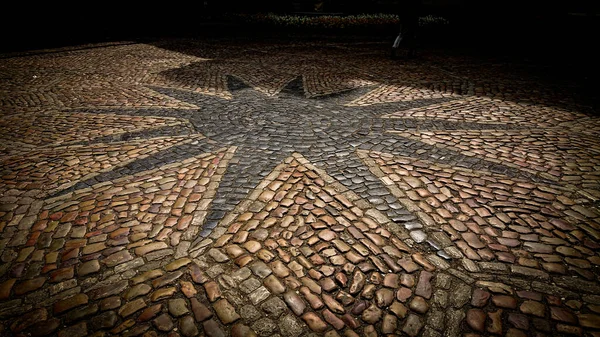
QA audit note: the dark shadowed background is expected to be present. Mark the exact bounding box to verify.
[2,0,598,97]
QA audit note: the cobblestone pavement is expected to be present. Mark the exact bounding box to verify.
[0,38,599,337]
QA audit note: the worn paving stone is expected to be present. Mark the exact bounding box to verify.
[204,281,222,302]
[279,314,305,337]
[179,315,199,337]
[168,298,190,317]
[466,308,486,332]
[240,304,262,321]
[487,309,504,335]
[231,324,258,337]
[118,298,147,317]
[150,287,177,302]
[520,300,546,317]
[251,318,277,336]
[302,312,328,333]
[10,308,47,333]
[14,277,45,295]
[284,290,306,316]
[240,278,261,294]
[260,296,287,318]
[138,304,162,322]
[409,296,429,314]
[578,314,600,329]
[190,298,212,322]
[213,299,240,324]
[403,314,424,337]
[249,286,271,305]
[180,281,197,298]
[64,303,99,323]
[362,303,383,324]
[57,321,87,337]
[53,293,88,314]
[124,284,152,301]
[77,260,101,276]
[203,319,226,337]
[0,37,599,337]
[28,317,61,336]
[153,313,174,332]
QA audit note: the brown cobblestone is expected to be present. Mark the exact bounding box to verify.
[138,304,162,322]
[302,312,328,332]
[180,281,197,298]
[151,287,177,302]
[323,309,345,330]
[191,298,213,321]
[204,281,222,302]
[520,300,546,317]
[487,309,503,335]
[10,308,47,333]
[284,290,306,316]
[14,277,46,295]
[0,279,16,300]
[203,319,226,337]
[119,298,147,317]
[213,299,240,324]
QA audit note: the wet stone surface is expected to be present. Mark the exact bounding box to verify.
[0,38,599,336]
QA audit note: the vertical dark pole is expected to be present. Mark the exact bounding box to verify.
[394,0,421,58]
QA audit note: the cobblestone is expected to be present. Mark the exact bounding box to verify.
[0,37,598,337]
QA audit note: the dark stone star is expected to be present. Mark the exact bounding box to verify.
[57,56,545,253]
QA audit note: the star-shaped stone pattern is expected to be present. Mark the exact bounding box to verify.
[0,38,599,337]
